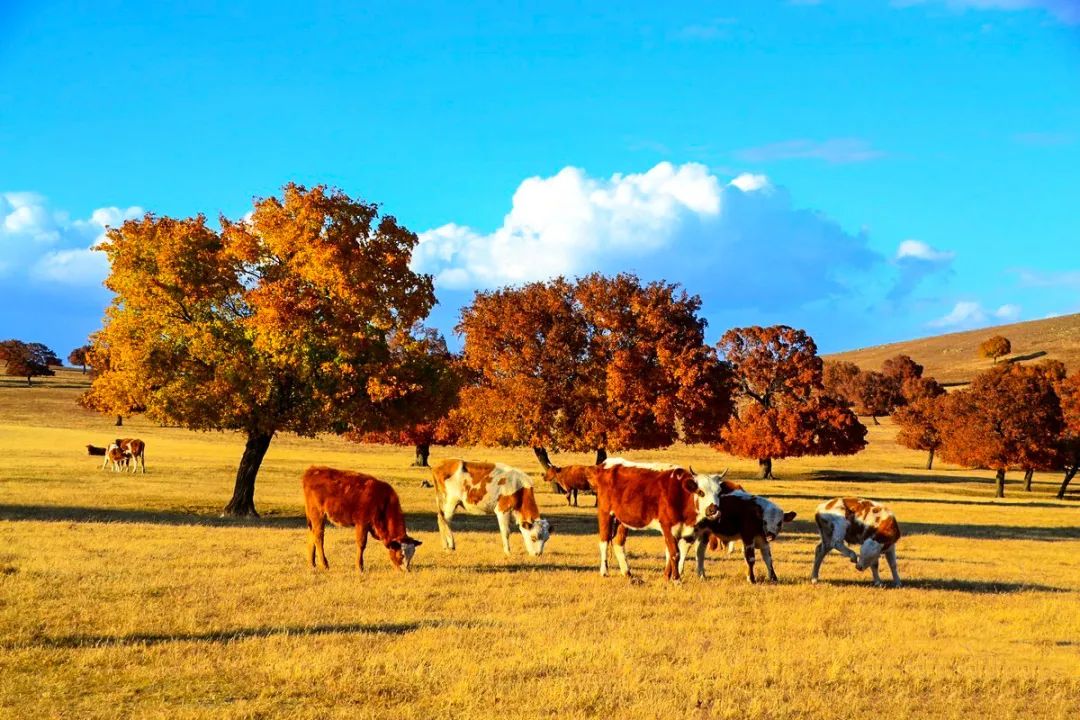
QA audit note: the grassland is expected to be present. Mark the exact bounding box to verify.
[826,311,1080,384]
[1,369,1078,719]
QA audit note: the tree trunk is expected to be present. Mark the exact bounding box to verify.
[926,447,935,470]
[995,468,1006,498]
[412,443,430,468]
[223,431,273,517]
[26,376,32,386]
[759,458,773,480]
[595,447,607,465]
[1023,468,1034,492]
[872,415,880,426]
[533,446,552,469]
[81,364,87,374]
[1057,465,1078,500]
[115,415,123,427]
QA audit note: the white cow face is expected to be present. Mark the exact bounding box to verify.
[689,468,726,521]
[519,518,552,556]
[758,498,797,542]
[388,536,422,571]
[856,538,885,571]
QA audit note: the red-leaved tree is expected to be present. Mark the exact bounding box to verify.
[893,394,948,469]
[717,326,866,478]
[1055,372,1080,499]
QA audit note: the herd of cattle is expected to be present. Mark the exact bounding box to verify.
[302,457,903,586]
[86,438,147,473]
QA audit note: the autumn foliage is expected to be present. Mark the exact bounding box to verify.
[1054,372,1080,499]
[938,364,1063,497]
[454,273,731,464]
[979,335,1012,363]
[82,183,436,515]
[68,345,91,373]
[717,326,866,478]
[893,394,948,469]
[0,340,58,385]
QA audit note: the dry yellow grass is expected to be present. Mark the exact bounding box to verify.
[1,369,1079,719]
[826,311,1080,384]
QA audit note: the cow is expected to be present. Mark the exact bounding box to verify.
[543,463,598,507]
[86,444,107,457]
[113,438,146,474]
[302,466,422,573]
[430,459,552,556]
[602,457,681,471]
[103,445,130,472]
[811,497,901,587]
[696,491,797,583]
[593,463,726,582]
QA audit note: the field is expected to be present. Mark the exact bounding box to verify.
[826,311,1080,384]
[1,369,1079,719]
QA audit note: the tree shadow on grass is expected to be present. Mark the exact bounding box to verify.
[810,469,985,486]
[6,621,435,651]
[765,491,1071,511]
[814,577,1067,594]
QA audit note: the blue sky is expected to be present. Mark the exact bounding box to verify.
[2,0,1078,358]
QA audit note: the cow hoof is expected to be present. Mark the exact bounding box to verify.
[892,582,902,588]
[810,577,819,584]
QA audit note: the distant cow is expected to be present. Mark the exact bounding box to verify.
[697,491,797,583]
[593,463,726,581]
[811,497,901,587]
[86,444,107,457]
[302,466,422,573]
[543,464,598,506]
[103,445,130,472]
[113,438,146,474]
[430,459,552,556]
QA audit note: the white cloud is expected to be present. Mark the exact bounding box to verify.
[928,300,1022,328]
[896,239,954,262]
[413,161,879,313]
[0,192,142,287]
[893,0,1080,24]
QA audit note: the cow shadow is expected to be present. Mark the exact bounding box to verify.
[460,562,598,574]
[5,621,431,651]
[812,577,1067,594]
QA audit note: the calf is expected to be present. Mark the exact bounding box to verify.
[543,463,598,506]
[113,438,146,474]
[593,463,726,582]
[811,497,901,587]
[430,459,552,556]
[696,492,796,583]
[302,466,421,573]
[103,445,131,472]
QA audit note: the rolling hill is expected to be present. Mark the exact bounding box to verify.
[826,312,1080,384]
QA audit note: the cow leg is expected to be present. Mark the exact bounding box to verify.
[661,527,681,582]
[435,495,456,551]
[743,542,757,584]
[870,559,882,586]
[885,545,901,587]
[810,541,830,584]
[598,511,614,576]
[695,533,709,578]
[495,509,513,556]
[757,538,778,582]
[613,523,632,577]
[677,535,694,578]
[355,524,369,573]
[309,514,329,570]
[571,489,578,507]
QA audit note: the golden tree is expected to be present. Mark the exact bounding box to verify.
[82,184,435,515]
[454,273,730,466]
[978,335,1011,363]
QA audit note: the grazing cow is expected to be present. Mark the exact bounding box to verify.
[593,463,726,581]
[543,463,599,506]
[302,466,422,573]
[696,491,797,583]
[602,457,681,471]
[113,438,146,474]
[103,445,130,472]
[86,444,107,457]
[811,497,901,587]
[430,459,552,556]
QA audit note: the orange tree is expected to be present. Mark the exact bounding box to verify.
[68,345,91,373]
[0,340,57,386]
[453,273,730,467]
[82,183,435,516]
[717,326,866,479]
[939,364,1062,498]
[893,394,948,469]
[347,327,463,467]
[1055,371,1080,499]
[978,335,1011,363]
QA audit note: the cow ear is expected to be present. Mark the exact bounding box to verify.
[682,476,699,494]
[403,535,422,546]
[547,523,554,533]
[387,540,401,550]
[521,521,533,530]
[783,511,797,522]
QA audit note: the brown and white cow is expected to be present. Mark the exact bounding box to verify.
[113,438,146,474]
[811,497,901,587]
[593,463,726,581]
[696,491,797,583]
[302,466,422,573]
[430,459,552,556]
[103,445,130,472]
[543,463,598,507]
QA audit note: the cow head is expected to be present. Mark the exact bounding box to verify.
[755,497,796,542]
[686,467,726,522]
[519,518,552,556]
[542,465,565,494]
[855,537,885,571]
[386,535,422,571]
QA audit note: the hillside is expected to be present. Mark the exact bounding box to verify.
[826,312,1080,384]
